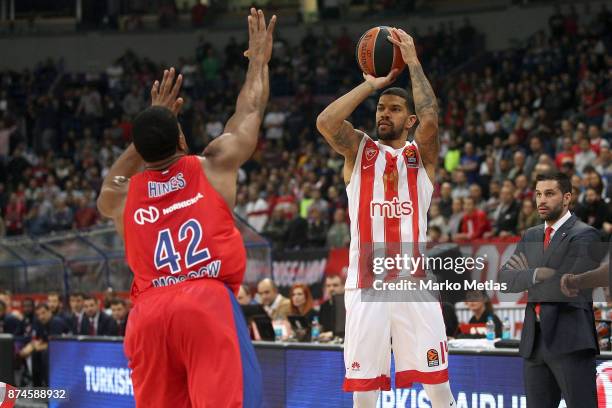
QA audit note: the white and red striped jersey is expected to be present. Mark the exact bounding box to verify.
[345,134,434,289]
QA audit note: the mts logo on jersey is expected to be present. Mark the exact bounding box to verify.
[370,197,413,218]
[148,173,186,198]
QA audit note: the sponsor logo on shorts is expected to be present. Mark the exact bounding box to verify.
[351,362,361,371]
[427,349,440,367]
[133,206,159,225]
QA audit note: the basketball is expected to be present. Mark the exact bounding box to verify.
[356,26,405,78]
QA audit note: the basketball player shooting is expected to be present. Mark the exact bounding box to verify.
[316,28,456,407]
[96,8,275,407]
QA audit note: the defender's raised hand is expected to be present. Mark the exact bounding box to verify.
[387,28,419,65]
[244,8,276,64]
[151,67,184,116]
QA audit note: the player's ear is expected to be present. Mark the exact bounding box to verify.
[178,124,189,153]
[406,114,418,129]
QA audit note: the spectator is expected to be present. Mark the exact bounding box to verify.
[21,298,35,337]
[451,170,470,199]
[508,151,526,181]
[289,283,317,321]
[306,206,328,247]
[318,274,345,336]
[575,137,598,175]
[73,196,99,229]
[49,198,74,231]
[110,299,129,337]
[257,278,291,320]
[4,193,26,235]
[438,182,453,219]
[20,304,70,386]
[486,185,520,237]
[575,187,610,230]
[245,187,268,233]
[237,284,255,306]
[47,291,70,323]
[517,198,540,234]
[285,203,308,249]
[464,291,502,338]
[0,299,23,335]
[263,103,287,142]
[454,197,490,241]
[263,206,288,250]
[80,295,118,336]
[428,203,448,237]
[447,198,464,239]
[121,85,145,118]
[326,208,349,248]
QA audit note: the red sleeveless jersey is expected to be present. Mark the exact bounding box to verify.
[123,155,246,301]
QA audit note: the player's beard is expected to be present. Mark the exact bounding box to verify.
[376,120,403,141]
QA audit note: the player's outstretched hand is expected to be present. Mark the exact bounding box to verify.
[387,28,419,65]
[363,68,399,91]
[244,8,276,64]
[151,67,184,116]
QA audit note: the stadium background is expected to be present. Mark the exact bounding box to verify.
[0,0,610,407]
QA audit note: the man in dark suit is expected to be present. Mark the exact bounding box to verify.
[499,172,603,408]
[80,295,118,336]
[489,185,521,236]
[110,298,129,337]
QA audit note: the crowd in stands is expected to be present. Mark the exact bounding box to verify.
[0,7,609,250]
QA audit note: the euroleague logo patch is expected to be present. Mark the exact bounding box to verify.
[404,146,419,167]
[427,349,440,367]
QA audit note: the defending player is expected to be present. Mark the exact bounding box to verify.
[96,8,275,407]
[316,29,456,407]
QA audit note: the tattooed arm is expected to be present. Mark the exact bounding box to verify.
[316,70,398,184]
[388,29,439,182]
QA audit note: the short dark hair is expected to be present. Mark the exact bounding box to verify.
[69,292,84,299]
[48,291,62,300]
[83,294,96,303]
[535,172,572,194]
[132,106,180,162]
[35,303,50,312]
[380,87,415,113]
[110,298,126,307]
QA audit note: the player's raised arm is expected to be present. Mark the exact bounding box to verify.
[316,70,398,183]
[203,8,275,171]
[97,68,184,226]
[388,28,439,182]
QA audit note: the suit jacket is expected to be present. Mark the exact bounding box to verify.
[494,200,520,234]
[80,312,118,336]
[500,214,604,358]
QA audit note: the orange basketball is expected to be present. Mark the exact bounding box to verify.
[427,349,438,361]
[356,26,405,78]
